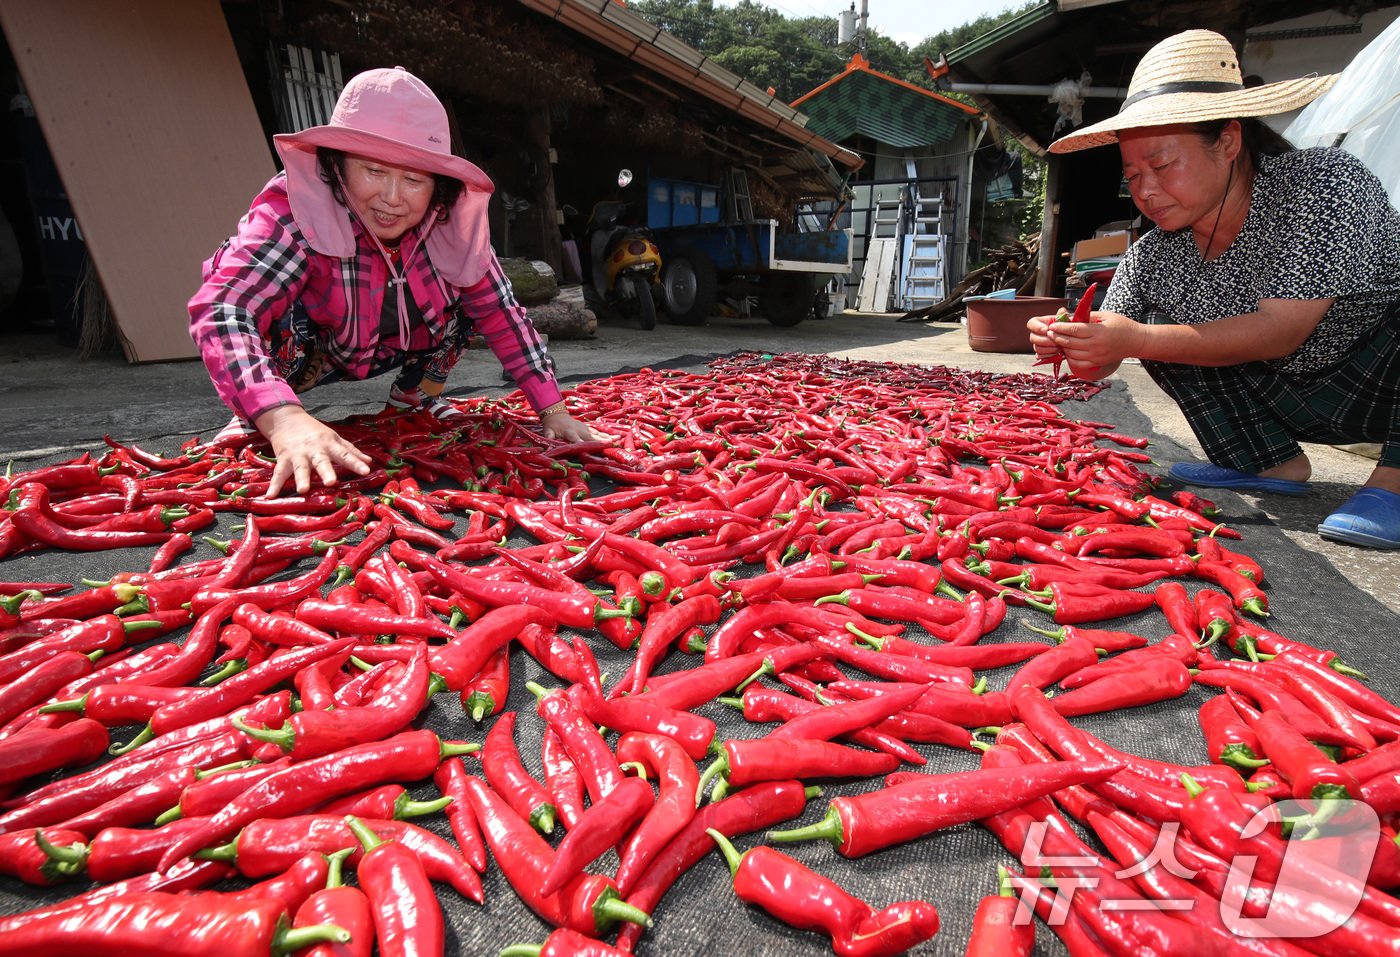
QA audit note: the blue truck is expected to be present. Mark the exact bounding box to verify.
[644,174,852,326]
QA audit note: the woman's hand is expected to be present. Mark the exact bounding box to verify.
[540,411,611,444]
[1026,312,1063,362]
[253,405,373,497]
[1043,310,1143,379]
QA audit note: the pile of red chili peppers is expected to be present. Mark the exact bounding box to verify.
[1,350,1398,956]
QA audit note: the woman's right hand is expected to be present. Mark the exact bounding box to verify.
[253,405,373,497]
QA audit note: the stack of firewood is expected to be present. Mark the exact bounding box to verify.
[899,236,1039,322]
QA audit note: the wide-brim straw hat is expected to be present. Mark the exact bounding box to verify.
[274,66,496,286]
[1050,29,1338,154]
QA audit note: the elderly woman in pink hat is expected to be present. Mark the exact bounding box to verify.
[190,67,598,497]
[1029,30,1400,550]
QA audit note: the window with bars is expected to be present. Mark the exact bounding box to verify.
[267,43,343,134]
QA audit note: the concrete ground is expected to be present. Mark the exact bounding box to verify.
[2,307,1392,614]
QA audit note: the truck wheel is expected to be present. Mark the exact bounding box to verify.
[759,273,816,327]
[660,245,717,326]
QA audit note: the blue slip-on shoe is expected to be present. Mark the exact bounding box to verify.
[1318,488,1400,550]
[1168,461,1310,497]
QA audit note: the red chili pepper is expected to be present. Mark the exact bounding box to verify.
[614,779,815,953]
[1049,656,1193,716]
[729,684,926,764]
[527,681,625,805]
[618,594,722,698]
[1197,693,1270,771]
[340,815,443,957]
[539,726,588,833]
[709,828,940,957]
[1012,683,1244,794]
[0,614,152,686]
[1005,635,1100,692]
[1245,709,1363,803]
[703,737,900,802]
[540,775,654,896]
[9,482,178,551]
[0,827,88,885]
[0,890,348,954]
[461,774,652,937]
[146,637,354,737]
[198,812,482,904]
[611,732,699,897]
[769,757,1120,858]
[964,868,1035,957]
[0,717,108,787]
[482,710,557,835]
[1020,580,1158,624]
[0,649,101,727]
[156,728,476,871]
[638,642,830,712]
[1059,634,1196,690]
[290,848,373,957]
[233,648,429,761]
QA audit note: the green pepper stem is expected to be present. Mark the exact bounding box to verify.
[706,827,744,878]
[396,793,454,820]
[812,591,852,607]
[466,691,496,723]
[1329,658,1369,680]
[271,922,351,957]
[1179,773,1205,798]
[439,739,479,760]
[529,804,557,835]
[232,714,293,751]
[695,753,728,806]
[154,804,183,826]
[201,659,246,686]
[594,891,653,929]
[39,694,89,714]
[196,838,240,862]
[316,847,351,890]
[345,815,385,854]
[35,829,86,867]
[497,947,542,957]
[768,805,844,849]
[109,724,155,756]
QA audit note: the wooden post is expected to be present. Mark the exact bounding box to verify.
[526,105,562,276]
[1034,154,1062,298]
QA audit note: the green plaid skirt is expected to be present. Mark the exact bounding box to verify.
[1141,303,1400,472]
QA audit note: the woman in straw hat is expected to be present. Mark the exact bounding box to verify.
[190,67,600,497]
[1029,29,1400,549]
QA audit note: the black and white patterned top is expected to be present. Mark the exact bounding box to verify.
[1103,147,1400,374]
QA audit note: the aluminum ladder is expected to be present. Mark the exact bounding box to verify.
[901,193,946,310]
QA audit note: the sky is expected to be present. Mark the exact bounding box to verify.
[710,0,1027,49]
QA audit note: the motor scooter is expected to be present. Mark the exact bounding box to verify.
[582,170,661,330]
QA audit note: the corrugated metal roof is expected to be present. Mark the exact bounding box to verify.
[944,2,1058,63]
[514,0,859,177]
[793,54,979,148]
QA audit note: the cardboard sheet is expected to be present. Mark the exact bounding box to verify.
[0,0,275,361]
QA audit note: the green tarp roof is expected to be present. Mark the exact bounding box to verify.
[794,57,977,148]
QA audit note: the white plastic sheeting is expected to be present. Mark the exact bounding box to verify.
[1285,14,1400,209]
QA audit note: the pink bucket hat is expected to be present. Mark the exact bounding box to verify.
[274,67,496,286]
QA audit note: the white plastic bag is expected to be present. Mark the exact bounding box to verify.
[1286,15,1400,209]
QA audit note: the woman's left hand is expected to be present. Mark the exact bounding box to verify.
[541,411,611,443]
